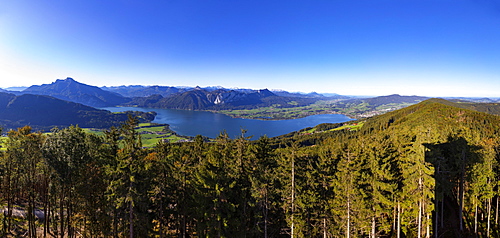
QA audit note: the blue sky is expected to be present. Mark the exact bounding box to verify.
[1,0,500,97]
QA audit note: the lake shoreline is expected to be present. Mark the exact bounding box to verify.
[100,107,353,139]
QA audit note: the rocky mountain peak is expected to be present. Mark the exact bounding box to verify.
[257,89,275,97]
[22,78,129,107]
[55,77,76,84]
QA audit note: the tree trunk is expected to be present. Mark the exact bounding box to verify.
[434,200,438,238]
[496,196,499,225]
[459,150,466,231]
[426,212,430,238]
[264,190,268,238]
[397,203,401,238]
[418,199,422,238]
[393,202,396,231]
[347,196,350,238]
[6,186,12,234]
[487,197,491,237]
[182,175,187,238]
[371,216,376,238]
[44,196,49,238]
[418,173,423,238]
[60,194,64,238]
[291,151,295,238]
[129,200,134,238]
[28,195,33,238]
[67,201,72,238]
[474,202,478,234]
[323,217,327,238]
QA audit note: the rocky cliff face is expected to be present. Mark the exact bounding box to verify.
[206,90,252,105]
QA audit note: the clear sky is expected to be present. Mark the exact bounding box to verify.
[1,0,500,97]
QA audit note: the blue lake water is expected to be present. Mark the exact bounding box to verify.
[101,107,353,139]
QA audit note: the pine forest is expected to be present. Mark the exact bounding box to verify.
[1,98,500,238]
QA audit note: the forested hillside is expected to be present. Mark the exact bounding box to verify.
[0,92,155,131]
[1,99,500,237]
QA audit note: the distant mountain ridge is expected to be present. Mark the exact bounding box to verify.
[364,94,429,106]
[102,84,342,99]
[126,87,321,110]
[271,90,347,99]
[101,85,188,98]
[15,78,345,111]
[126,87,275,110]
[338,94,429,108]
[4,87,28,92]
[23,77,129,107]
[12,78,500,123]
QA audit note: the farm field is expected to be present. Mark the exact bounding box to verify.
[0,123,192,151]
[218,98,422,120]
[84,123,192,147]
[218,100,341,120]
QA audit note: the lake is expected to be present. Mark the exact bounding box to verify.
[101,107,353,139]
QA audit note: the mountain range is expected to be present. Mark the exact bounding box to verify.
[7,78,500,111]
[101,85,187,98]
[16,78,340,110]
[2,77,500,132]
[125,87,326,110]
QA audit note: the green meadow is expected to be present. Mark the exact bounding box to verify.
[0,123,191,150]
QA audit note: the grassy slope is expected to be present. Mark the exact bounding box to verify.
[82,123,191,148]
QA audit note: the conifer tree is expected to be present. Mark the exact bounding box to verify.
[192,132,238,237]
[359,134,397,238]
[106,115,151,237]
[249,135,281,237]
[331,139,364,238]
[393,128,435,238]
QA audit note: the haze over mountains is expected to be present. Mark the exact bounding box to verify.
[1,77,500,132]
[11,77,348,110]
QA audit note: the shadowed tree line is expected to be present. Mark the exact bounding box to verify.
[0,100,500,237]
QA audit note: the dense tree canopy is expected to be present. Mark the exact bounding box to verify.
[1,99,500,237]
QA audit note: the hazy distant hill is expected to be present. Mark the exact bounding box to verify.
[23,77,129,107]
[271,90,347,99]
[425,98,500,116]
[4,86,28,92]
[102,84,338,100]
[0,92,155,131]
[446,97,500,103]
[363,94,428,106]
[324,94,429,118]
[336,94,428,108]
